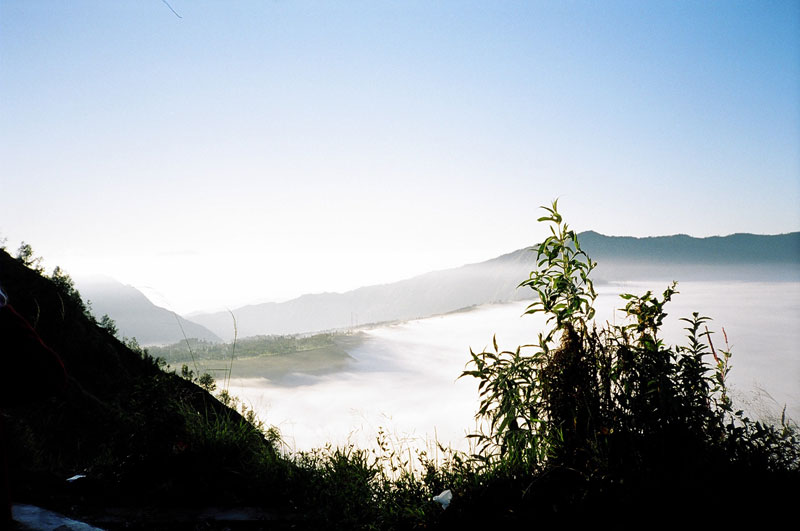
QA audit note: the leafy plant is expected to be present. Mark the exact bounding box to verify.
[462,200,800,499]
[462,200,601,469]
[520,199,597,340]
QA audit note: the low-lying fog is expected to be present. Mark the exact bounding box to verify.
[227,281,800,454]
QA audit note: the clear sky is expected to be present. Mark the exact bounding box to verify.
[2,1,799,314]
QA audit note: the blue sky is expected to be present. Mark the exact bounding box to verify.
[2,1,798,313]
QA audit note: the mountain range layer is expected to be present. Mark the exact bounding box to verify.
[189,231,800,340]
[77,276,221,345]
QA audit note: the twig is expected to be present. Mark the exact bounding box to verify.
[162,0,182,19]
[704,325,719,363]
[225,309,238,391]
[173,311,200,376]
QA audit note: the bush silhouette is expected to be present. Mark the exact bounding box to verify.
[462,200,799,512]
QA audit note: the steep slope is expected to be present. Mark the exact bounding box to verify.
[192,231,800,340]
[0,249,283,515]
[77,276,221,345]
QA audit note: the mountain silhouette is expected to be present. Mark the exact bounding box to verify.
[191,231,800,340]
[77,276,221,345]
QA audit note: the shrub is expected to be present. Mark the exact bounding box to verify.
[16,241,44,272]
[461,200,800,507]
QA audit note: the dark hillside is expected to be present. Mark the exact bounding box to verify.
[0,249,288,521]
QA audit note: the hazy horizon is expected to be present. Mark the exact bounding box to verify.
[64,230,800,325]
[225,280,800,452]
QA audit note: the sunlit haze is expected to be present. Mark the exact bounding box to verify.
[227,282,800,451]
[3,1,798,314]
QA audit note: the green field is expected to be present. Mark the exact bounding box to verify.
[155,333,361,384]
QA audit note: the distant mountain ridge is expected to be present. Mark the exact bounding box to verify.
[191,231,800,340]
[578,230,800,264]
[77,277,221,345]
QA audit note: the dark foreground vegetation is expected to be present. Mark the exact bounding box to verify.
[2,204,799,529]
